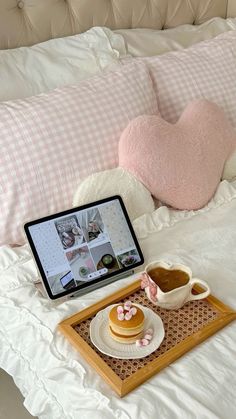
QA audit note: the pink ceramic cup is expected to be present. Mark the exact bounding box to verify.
[141,261,210,310]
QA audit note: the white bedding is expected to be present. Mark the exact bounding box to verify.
[115,17,236,57]
[0,27,126,101]
[1,180,236,419]
[2,18,236,103]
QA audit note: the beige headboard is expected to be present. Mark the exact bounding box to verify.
[1,0,236,50]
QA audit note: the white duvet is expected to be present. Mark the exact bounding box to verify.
[116,17,236,57]
[1,180,236,419]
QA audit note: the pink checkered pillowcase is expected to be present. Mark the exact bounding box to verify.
[0,62,158,245]
[142,31,236,127]
[141,30,236,182]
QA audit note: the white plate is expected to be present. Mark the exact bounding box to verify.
[90,304,165,359]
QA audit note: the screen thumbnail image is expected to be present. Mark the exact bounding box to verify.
[65,245,96,282]
[76,208,109,245]
[47,270,76,295]
[90,242,119,273]
[55,215,85,249]
[117,249,141,268]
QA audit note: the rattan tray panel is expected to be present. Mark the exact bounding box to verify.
[74,289,220,380]
[58,279,236,396]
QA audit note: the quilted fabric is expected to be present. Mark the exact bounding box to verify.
[0,0,229,49]
[119,100,236,210]
[0,61,158,245]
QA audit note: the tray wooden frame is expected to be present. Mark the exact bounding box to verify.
[58,280,236,397]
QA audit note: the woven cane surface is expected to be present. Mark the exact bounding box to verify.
[74,289,220,380]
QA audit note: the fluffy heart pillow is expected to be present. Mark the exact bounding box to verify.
[119,100,236,210]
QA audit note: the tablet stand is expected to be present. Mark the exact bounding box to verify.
[69,270,135,299]
[35,270,135,302]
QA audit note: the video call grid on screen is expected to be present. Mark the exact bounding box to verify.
[25,196,143,299]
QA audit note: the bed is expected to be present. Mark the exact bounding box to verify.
[1,1,236,418]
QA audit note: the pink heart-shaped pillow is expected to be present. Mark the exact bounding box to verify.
[119,100,236,210]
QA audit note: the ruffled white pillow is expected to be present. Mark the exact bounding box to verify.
[73,168,154,221]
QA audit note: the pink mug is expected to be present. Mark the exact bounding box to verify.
[141,261,210,310]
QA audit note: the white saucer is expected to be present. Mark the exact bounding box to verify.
[90,304,165,359]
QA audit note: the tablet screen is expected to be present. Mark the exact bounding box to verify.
[24,196,144,299]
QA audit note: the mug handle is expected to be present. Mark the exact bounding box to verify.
[186,278,210,302]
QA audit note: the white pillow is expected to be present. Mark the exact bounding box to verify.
[116,17,236,57]
[0,27,126,101]
[73,168,155,221]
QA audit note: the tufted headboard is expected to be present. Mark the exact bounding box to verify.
[1,0,236,50]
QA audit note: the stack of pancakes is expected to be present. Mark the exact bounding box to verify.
[109,304,145,344]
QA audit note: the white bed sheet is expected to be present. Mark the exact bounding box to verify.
[0,179,236,419]
[115,17,236,57]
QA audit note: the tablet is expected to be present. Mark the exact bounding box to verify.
[24,196,144,299]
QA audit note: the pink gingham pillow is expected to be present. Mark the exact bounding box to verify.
[142,31,236,182]
[0,62,158,245]
[143,31,236,126]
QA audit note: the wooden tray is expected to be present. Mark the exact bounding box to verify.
[58,280,236,397]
